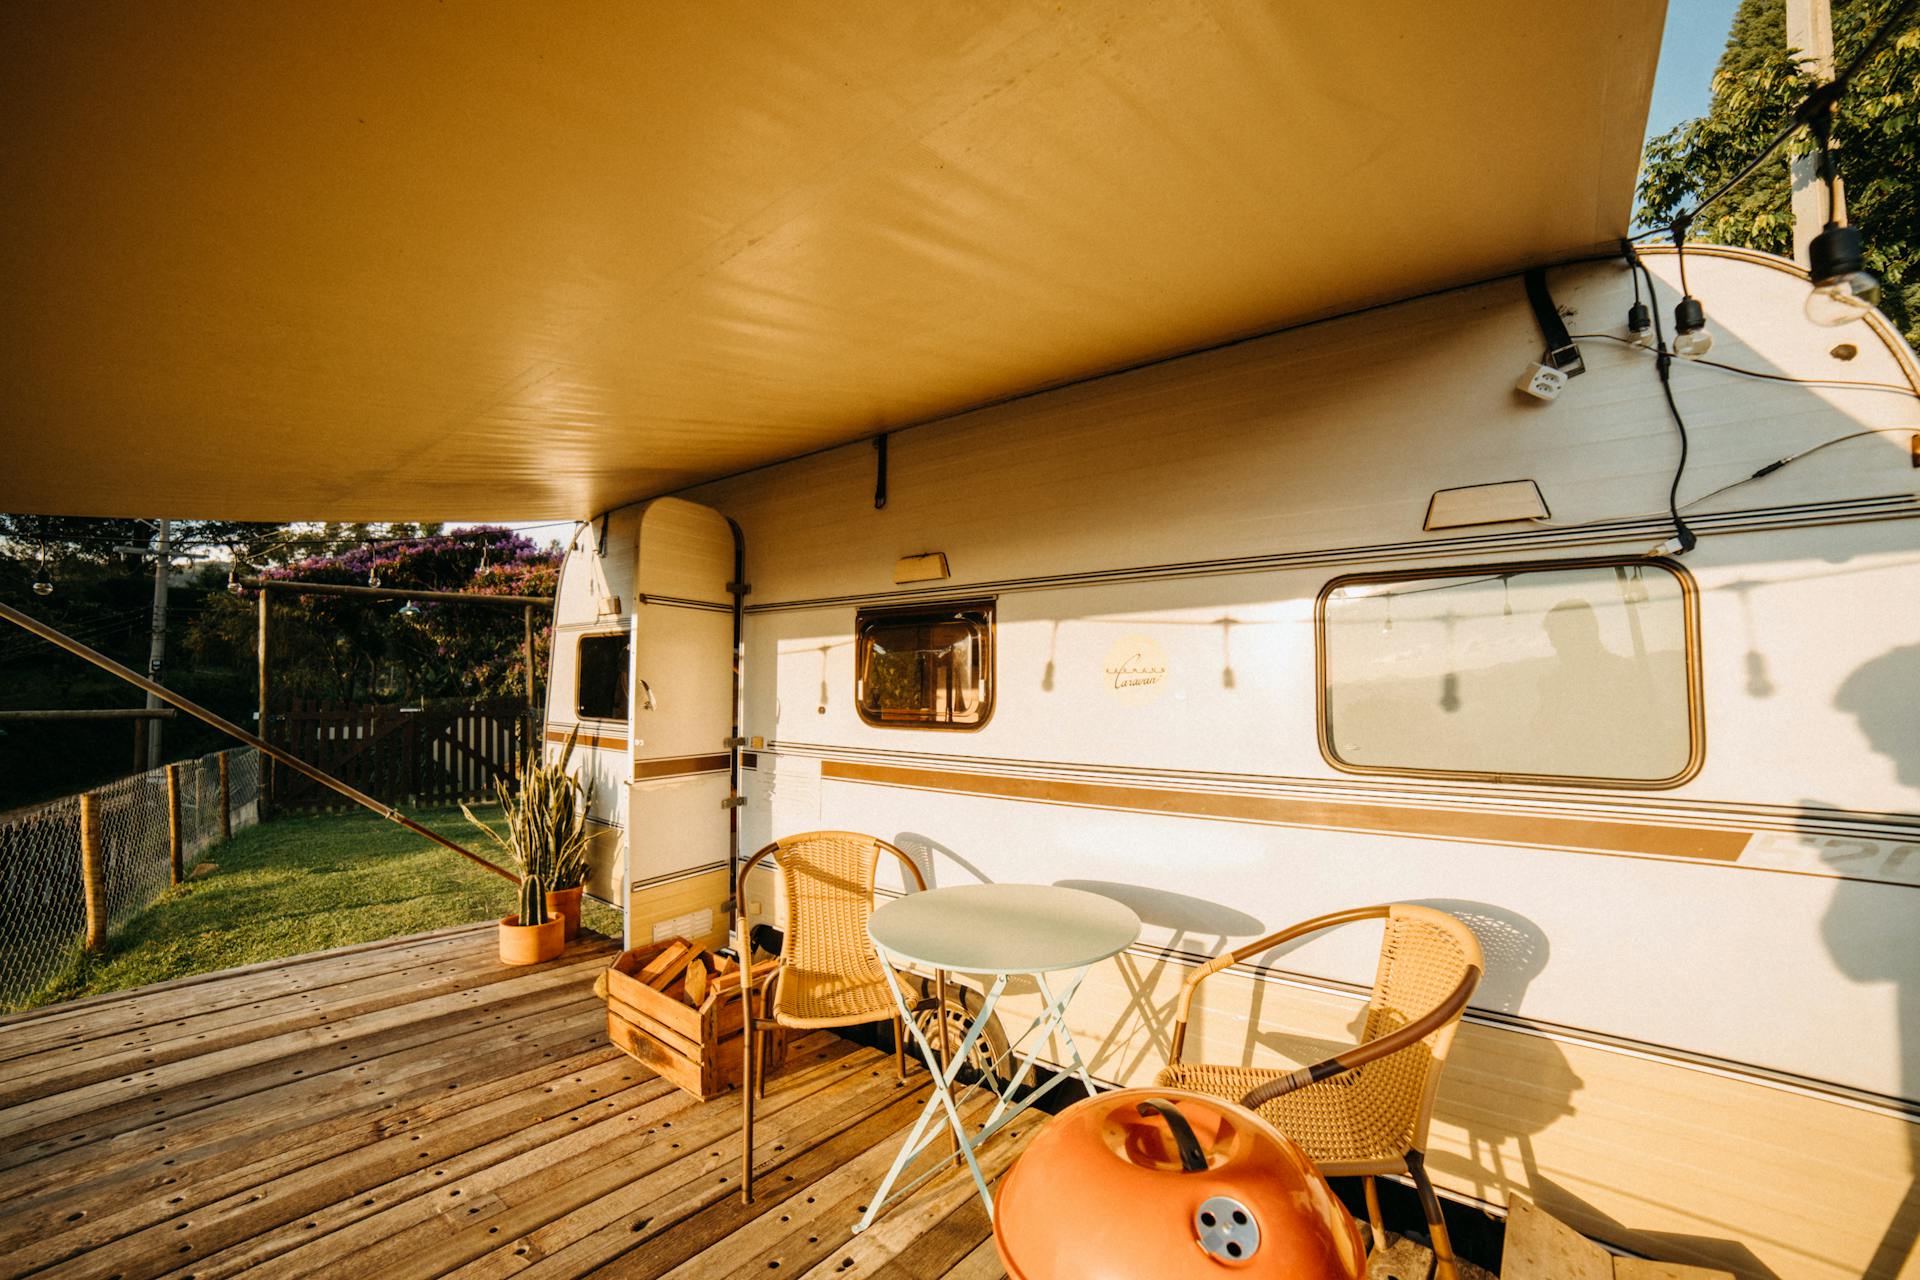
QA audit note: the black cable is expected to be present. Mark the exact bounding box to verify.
[1623,243,1697,555]
[1568,332,1920,398]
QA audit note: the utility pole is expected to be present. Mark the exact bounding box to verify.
[145,519,171,768]
[1787,0,1841,266]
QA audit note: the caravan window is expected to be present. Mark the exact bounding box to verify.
[575,632,630,722]
[1317,559,1701,787]
[856,602,994,729]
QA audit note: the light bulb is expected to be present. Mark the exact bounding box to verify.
[32,580,53,597]
[1626,301,1653,347]
[1672,327,1714,358]
[1806,223,1881,328]
[1805,273,1881,326]
[1672,296,1712,358]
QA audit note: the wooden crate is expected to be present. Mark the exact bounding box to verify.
[601,936,786,1100]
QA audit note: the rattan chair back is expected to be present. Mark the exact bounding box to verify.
[742,830,926,1029]
[1341,903,1482,1158]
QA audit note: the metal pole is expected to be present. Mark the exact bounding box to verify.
[145,519,171,768]
[523,605,537,720]
[258,586,272,818]
[523,604,537,763]
[0,599,516,883]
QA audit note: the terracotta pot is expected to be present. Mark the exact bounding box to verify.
[545,884,585,941]
[498,913,566,965]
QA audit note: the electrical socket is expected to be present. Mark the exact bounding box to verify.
[1515,363,1569,402]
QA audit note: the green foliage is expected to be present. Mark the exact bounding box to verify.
[0,520,560,810]
[460,728,592,890]
[1636,0,1920,346]
[517,872,549,926]
[0,521,265,808]
[187,526,559,707]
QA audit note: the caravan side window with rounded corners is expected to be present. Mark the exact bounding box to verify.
[1316,558,1702,788]
[855,601,994,730]
[576,632,630,723]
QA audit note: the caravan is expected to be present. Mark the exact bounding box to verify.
[546,245,1920,1277]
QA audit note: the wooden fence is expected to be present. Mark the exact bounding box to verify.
[269,699,532,811]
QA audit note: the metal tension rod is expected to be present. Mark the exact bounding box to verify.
[0,600,516,883]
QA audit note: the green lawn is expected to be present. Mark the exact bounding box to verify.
[26,804,622,1010]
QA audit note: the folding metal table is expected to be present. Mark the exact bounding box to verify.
[855,881,1141,1232]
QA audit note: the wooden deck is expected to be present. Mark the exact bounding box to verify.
[0,923,1038,1280]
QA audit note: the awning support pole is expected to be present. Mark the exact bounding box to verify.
[0,600,516,884]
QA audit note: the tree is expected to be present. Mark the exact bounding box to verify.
[1636,0,1920,347]
[186,527,560,707]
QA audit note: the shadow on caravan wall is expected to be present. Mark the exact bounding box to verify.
[1824,642,1920,1279]
[1053,878,1265,1083]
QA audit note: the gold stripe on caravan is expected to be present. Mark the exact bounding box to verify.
[819,760,1750,861]
[546,727,629,751]
[633,753,731,780]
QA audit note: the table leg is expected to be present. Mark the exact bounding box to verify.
[855,971,1007,1234]
[965,965,1096,1149]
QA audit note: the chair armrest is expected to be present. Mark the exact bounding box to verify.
[1167,906,1390,1065]
[1237,963,1481,1111]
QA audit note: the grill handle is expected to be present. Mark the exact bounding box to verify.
[1135,1098,1209,1173]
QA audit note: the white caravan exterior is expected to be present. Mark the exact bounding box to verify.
[545,246,1920,1280]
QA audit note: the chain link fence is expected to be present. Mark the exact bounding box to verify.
[0,748,261,1011]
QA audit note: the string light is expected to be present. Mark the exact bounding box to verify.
[1669,224,1713,359]
[31,541,54,596]
[1803,105,1882,326]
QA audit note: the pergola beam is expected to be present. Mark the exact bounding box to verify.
[240,578,550,607]
[0,708,178,722]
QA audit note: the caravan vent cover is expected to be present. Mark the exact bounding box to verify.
[1424,480,1549,531]
[651,908,714,944]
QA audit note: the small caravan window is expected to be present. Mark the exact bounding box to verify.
[856,602,994,730]
[1317,558,1701,787]
[575,632,630,722]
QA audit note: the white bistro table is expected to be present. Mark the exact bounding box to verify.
[855,882,1141,1233]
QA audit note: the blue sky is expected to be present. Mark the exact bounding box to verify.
[1644,0,1743,145]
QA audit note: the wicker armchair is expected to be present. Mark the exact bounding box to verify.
[1157,904,1483,1280]
[736,831,933,1203]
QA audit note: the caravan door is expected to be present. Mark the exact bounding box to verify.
[624,498,740,953]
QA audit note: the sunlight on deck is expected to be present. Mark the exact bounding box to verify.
[0,923,1030,1279]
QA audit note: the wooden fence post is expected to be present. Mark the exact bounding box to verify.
[166,763,184,885]
[218,750,232,840]
[79,791,106,952]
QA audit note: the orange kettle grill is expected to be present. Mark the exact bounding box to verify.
[993,1088,1365,1279]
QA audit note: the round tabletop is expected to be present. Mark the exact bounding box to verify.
[869,883,1141,974]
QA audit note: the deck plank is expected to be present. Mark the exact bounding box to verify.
[0,925,497,1062]
[0,934,594,1105]
[0,949,611,1152]
[0,929,1031,1280]
[0,1015,616,1251]
[0,1001,611,1209]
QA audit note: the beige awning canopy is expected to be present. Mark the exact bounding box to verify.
[2,1,1663,521]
